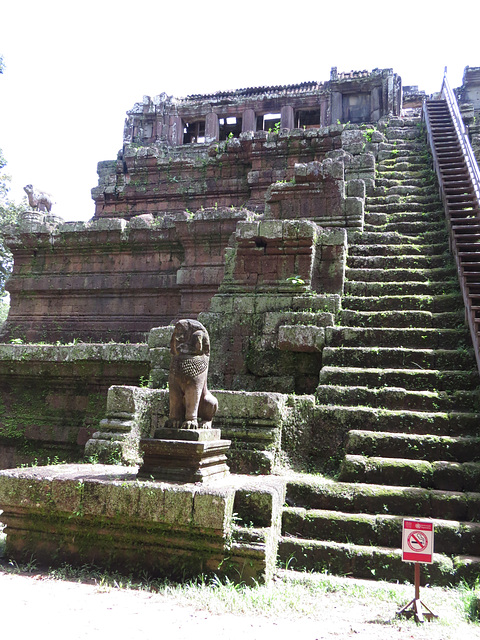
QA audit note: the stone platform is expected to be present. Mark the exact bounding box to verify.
[0,464,285,585]
[138,428,230,483]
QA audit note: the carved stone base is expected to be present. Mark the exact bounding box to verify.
[138,428,230,483]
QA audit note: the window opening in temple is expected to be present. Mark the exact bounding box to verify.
[296,110,320,129]
[342,94,371,124]
[143,122,154,138]
[257,113,281,132]
[183,120,206,144]
[219,116,243,140]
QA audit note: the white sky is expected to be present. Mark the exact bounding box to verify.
[0,0,478,222]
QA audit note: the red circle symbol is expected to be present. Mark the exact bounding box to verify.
[407,531,428,552]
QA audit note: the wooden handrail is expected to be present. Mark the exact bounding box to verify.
[423,73,480,375]
[441,71,480,203]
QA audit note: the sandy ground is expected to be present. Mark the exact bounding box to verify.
[1,568,479,640]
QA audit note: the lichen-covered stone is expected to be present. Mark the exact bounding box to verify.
[0,464,283,585]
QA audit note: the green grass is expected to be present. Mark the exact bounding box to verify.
[0,553,478,634]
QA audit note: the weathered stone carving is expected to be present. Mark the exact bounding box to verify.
[166,319,218,429]
[23,184,53,212]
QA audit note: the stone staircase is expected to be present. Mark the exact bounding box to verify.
[278,117,480,584]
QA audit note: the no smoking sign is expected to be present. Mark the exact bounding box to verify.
[402,519,434,563]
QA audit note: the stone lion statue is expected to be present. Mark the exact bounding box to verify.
[166,319,218,429]
[23,184,53,213]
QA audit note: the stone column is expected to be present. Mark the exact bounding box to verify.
[331,92,343,124]
[371,87,381,122]
[387,75,395,114]
[205,112,219,143]
[320,99,328,127]
[242,109,256,133]
[281,105,295,129]
[168,116,184,146]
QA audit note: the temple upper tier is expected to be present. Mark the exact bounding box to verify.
[121,68,402,147]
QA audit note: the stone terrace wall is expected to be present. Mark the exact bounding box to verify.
[2,210,245,343]
[3,125,372,345]
[0,343,149,469]
[92,127,343,219]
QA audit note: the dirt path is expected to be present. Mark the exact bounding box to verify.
[1,568,479,640]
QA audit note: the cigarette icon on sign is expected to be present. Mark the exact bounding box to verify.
[407,531,428,552]
[402,519,434,564]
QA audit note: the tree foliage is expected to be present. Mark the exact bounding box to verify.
[0,56,27,323]
[0,149,27,299]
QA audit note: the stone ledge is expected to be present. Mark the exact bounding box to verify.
[0,464,285,585]
[0,343,149,362]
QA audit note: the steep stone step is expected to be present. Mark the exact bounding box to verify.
[378,149,431,162]
[378,165,433,177]
[380,125,422,135]
[347,243,449,257]
[315,384,479,412]
[378,153,433,165]
[345,266,456,282]
[349,230,448,245]
[375,176,435,189]
[289,114,480,587]
[344,280,459,297]
[363,221,446,234]
[284,477,480,519]
[384,211,444,224]
[384,116,422,126]
[382,130,424,138]
[278,537,480,585]
[377,149,431,161]
[366,202,443,215]
[379,156,430,168]
[375,170,435,181]
[375,160,425,172]
[378,148,427,160]
[339,309,463,329]
[385,127,422,140]
[282,507,480,555]
[342,293,463,312]
[381,129,430,141]
[372,184,437,198]
[312,405,479,436]
[318,365,479,391]
[364,211,445,226]
[279,472,480,583]
[322,346,475,370]
[345,430,480,462]
[367,194,440,207]
[347,254,453,270]
[326,325,469,349]
[338,454,480,491]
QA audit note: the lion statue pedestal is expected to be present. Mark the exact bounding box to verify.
[138,427,230,483]
[138,320,230,483]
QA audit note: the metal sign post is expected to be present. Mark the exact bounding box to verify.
[397,519,438,623]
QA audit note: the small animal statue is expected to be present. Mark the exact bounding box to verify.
[166,319,218,429]
[23,184,53,213]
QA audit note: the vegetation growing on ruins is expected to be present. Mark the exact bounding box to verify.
[0,149,26,321]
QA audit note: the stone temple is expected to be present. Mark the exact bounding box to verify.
[0,66,479,586]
